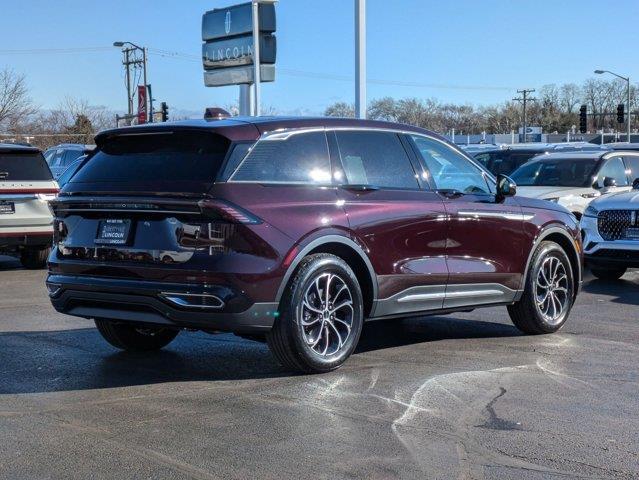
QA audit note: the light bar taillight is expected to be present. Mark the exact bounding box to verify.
[197,199,262,224]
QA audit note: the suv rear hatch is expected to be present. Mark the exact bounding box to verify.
[50,128,278,279]
[0,147,57,235]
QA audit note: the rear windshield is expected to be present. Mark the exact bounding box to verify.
[70,131,230,184]
[0,152,53,181]
[511,159,599,187]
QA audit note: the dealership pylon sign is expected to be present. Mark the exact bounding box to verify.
[137,85,147,124]
[202,0,277,115]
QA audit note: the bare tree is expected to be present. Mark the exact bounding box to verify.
[324,102,354,118]
[0,68,36,129]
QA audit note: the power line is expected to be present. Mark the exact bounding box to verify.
[0,47,114,54]
[0,45,517,92]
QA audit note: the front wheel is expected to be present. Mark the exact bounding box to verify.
[95,319,179,351]
[267,253,364,373]
[508,241,575,335]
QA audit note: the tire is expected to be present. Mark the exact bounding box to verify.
[94,319,179,351]
[590,267,626,281]
[20,247,50,269]
[267,253,364,373]
[508,241,574,335]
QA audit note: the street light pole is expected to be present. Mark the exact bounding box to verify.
[355,0,366,119]
[595,69,631,142]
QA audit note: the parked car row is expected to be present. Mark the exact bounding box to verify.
[2,123,638,373]
[460,142,608,177]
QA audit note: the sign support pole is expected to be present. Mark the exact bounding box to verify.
[355,0,366,119]
[252,0,261,116]
[239,84,252,116]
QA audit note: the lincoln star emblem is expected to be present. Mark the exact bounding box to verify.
[225,11,231,34]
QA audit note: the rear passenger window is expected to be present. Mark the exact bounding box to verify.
[335,131,418,189]
[230,131,331,184]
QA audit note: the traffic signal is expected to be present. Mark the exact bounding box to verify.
[160,102,169,122]
[617,104,625,124]
[579,104,587,133]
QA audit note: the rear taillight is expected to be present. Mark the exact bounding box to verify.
[197,199,262,224]
[53,219,68,243]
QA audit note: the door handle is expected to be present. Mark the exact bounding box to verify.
[339,184,380,192]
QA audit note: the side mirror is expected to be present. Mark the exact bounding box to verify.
[633,178,639,190]
[603,176,617,188]
[496,174,516,201]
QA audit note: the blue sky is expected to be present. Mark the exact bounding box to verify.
[2,0,639,115]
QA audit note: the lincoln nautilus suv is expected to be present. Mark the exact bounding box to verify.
[47,117,582,373]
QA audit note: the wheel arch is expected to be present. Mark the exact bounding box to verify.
[519,226,582,301]
[276,235,377,317]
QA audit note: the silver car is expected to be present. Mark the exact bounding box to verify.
[0,144,58,268]
[580,178,639,280]
[44,144,93,180]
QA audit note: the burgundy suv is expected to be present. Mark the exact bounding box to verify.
[47,117,582,373]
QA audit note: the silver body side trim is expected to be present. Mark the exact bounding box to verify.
[458,210,535,221]
[373,283,518,318]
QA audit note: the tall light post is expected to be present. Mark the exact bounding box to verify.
[355,0,366,119]
[595,69,631,142]
[114,41,149,122]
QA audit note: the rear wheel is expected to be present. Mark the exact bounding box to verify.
[508,241,574,335]
[267,253,364,373]
[20,246,50,269]
[94,319,179,351]
[590,267,626,281]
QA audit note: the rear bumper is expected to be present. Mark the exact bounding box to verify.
[46,274,278,333]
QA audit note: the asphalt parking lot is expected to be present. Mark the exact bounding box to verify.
[0,255,637,479]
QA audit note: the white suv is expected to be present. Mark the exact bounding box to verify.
[0,144,58,268]
[510,150,639,219]
[580,180,639,280]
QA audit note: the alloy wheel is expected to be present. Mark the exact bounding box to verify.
[300,272,354,356]
[534,255,569,325]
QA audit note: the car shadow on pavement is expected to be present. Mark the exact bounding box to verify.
[0,316,521,395]
[581,277,639,306]
[357,315,520,353]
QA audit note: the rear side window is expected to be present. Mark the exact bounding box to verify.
[335,131,418,189]
[70,131,230,183]
[230,131,331,184]
[0,152,53,181]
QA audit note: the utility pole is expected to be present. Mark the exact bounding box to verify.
[123,48,133,115]
[114,41,149,124]
[513,89,536,142]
